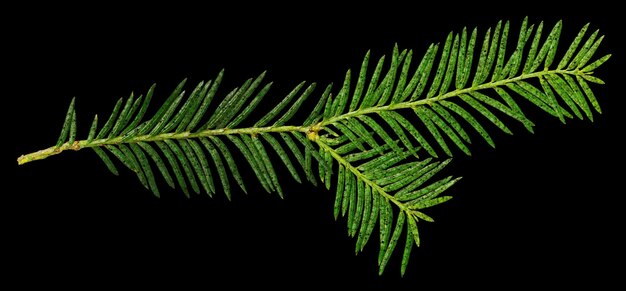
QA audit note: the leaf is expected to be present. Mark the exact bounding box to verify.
[262,133,302,184]
[187,71,221,131]
[379,211,405,275]
[557,23,589,69]
[92,147,119,176]
[576,76,602,114]
[407,44,438,101]
[334,165,345,220]
[200,138,232,200]
[256,81,306,127]
[122,83,155,136]
[208,137,247,194]
[382,111,438,158]
[155,141,190,197]
[332,70,351,116]
[275,83,317,125]
[439,101,495,148]
[140,79,187,135]
[303,83,333,125]
[164,140,200,194]
[137,142,175,189]
[460,94,512,134]
[96,97,123,139]
[87,115,98,143]
[427,32,453,97]
[129,143,160,197]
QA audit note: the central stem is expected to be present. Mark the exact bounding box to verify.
[17,125,309,165]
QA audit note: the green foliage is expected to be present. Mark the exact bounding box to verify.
[18,18,609,276]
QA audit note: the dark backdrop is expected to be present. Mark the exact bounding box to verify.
[9,2,624,289]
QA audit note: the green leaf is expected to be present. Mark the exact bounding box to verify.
[122,83,154,136]
[522,21,543,74]
[557,23,589,69]
[356,185,372,253]
[439,100,494,148]
[186,71,222,131]
[542,20,562,69]
[507,82,558,117]
[391,49,412,103]
[140,79,187,135]
[409,196,454,210]
[155,141,190,197]
[493,87,535,132]
[407,44,438,101]
[92,147,119,176]
[578,34,604,69]
[129,143,160,197]
[492,21,510,81]
[96,97,123,139]
[334,165,345,220]
[382,111,438,158]
[457,28,477,88]
[203,79,252,129]
[359,115,402,154]
[568,29,599,70]
[581,54,611,73]
[427,32,452,98]
[358,191,380,252]
[149,90,185,135]
[407,215,420,247]
[349,51,370,111]
[382,160,434,192]
[304,83,333,126]
[87,115,98,143]
[137,142,175,189]
[376,45,402,106]
[117,144,149,189]
[503,17,528,78]
[250,136,283,198]
[400,176,460,202]
[430,104,471,144]
[460,94,512,134]
[563,74,593,120]
[379,211,405,275]
[262,133,302,184]
[378,199,393,265]
[538,77,565,123]
[332,70,351,116]
[256,81,306,127]
[345,169,356,223]
[415,107,453,157]
[421,106,471,155]
[576,76,602,114]
[209,137,247,194]
[216,73,267,128]
[108,93,136,137]
[545,75,583,120]
[226,135,271,193]
[395,159,452,197]
[164,140,200,194]
[378,112,419,155]
[400,222,414,277]
[333,122,366,151]
[184,139,216,196]
[275,83,317,125]
[470,91,534,129]
[361,55,386,108]
[350,179,365,237]
[199,138,232,200]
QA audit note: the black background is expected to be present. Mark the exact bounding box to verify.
[9,2,624,289]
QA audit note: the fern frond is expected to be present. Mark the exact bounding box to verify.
[17,18,609,276]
